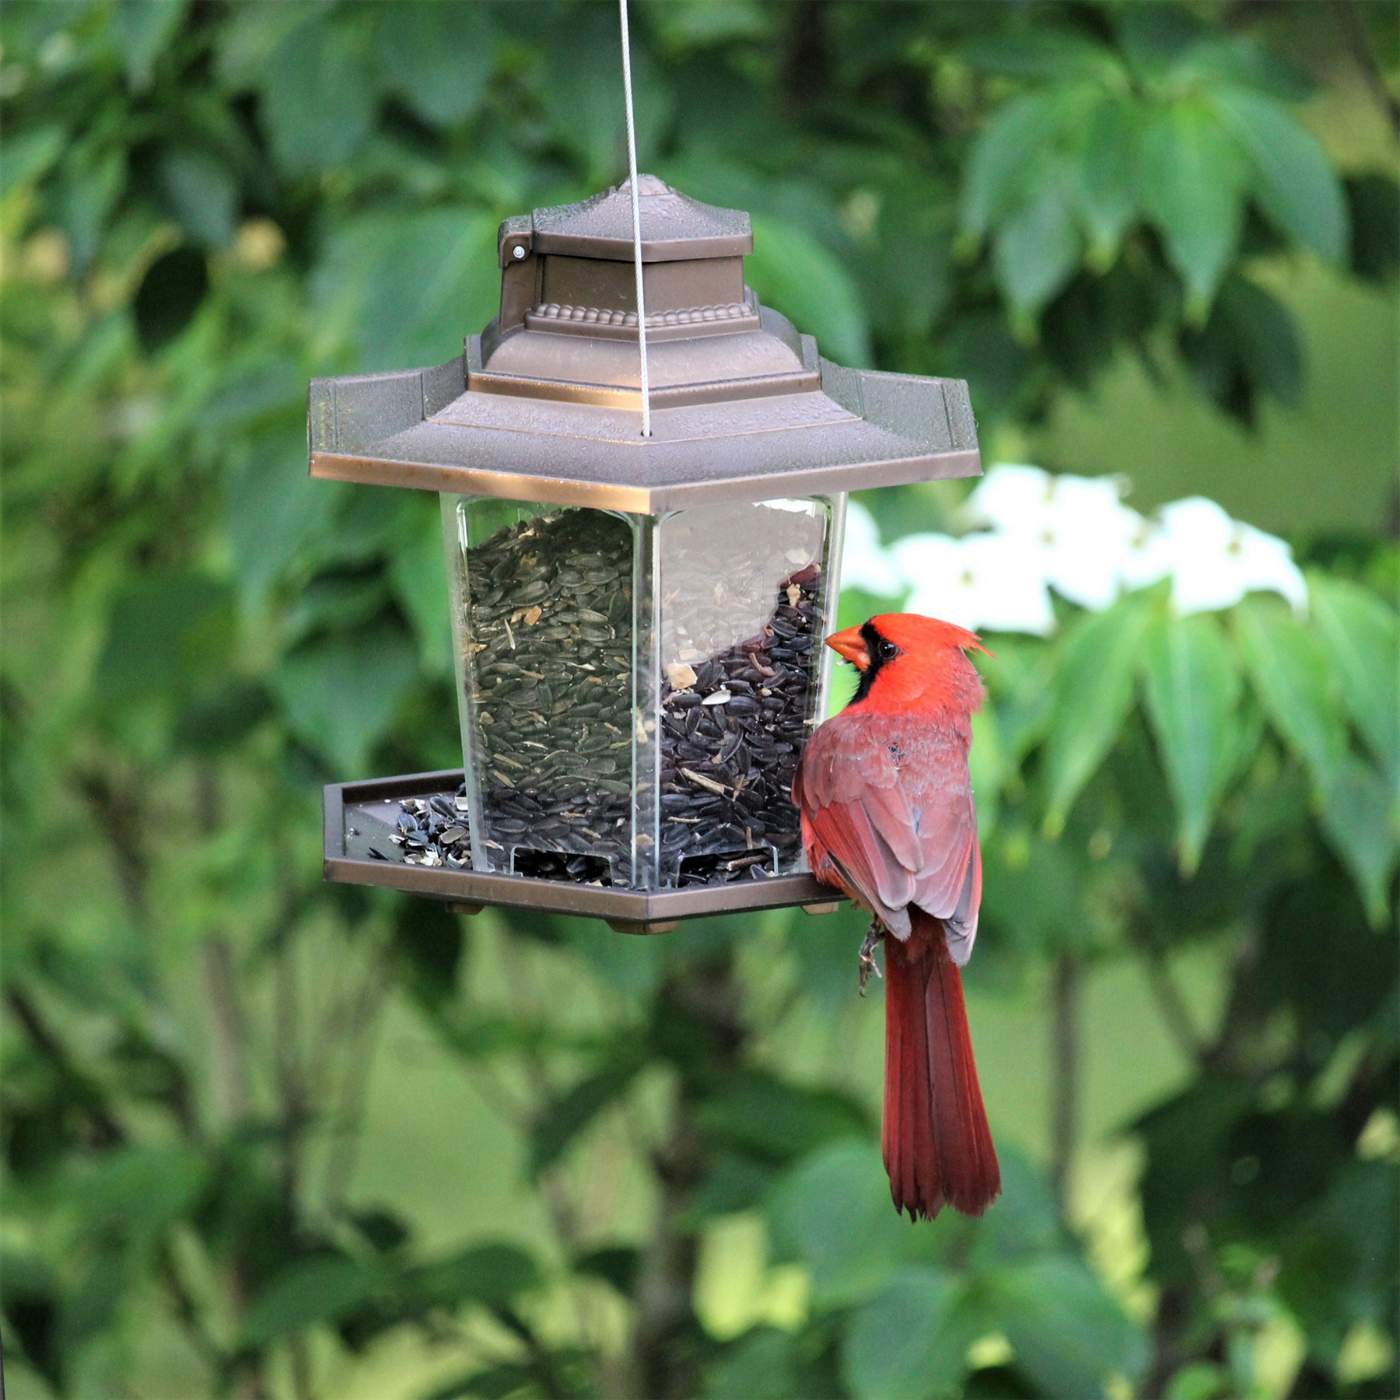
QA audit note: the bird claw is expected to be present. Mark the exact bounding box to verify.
[858,922,883,996]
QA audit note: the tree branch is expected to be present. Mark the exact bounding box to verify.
[319,942,396,1210]
[1143,948,1208,1066]
[74,765,150,924]
[1332,0,1400,139]
[202,936,250,1123]
[1050,953,1079,1217]
[4,986,228,1379]
[273,926,313,1400]
[626,955,746,1400]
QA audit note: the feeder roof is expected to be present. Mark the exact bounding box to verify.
[530,174,752,261]
[309,178,979,513]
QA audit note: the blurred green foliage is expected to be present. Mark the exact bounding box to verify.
[1,2,1396,1398]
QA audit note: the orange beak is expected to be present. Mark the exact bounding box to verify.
[826,625,870,670]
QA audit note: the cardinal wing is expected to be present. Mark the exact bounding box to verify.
[795,714,982,963]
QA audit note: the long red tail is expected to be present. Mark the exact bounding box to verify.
[882,913,1000,1220]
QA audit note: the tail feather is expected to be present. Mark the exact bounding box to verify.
[882,912,1000,1220]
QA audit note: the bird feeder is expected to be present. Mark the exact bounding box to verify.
[311,177,980,930]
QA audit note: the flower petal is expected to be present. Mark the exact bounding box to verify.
[1159,497,1237,552]
[1234,523,1308,613]
[965,463,1053,533]
[950,533,1057,635]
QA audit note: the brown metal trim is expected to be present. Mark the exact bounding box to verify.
[522,304,761,343]
[324,772,839,926]
[310,446,981,515]
[532,231,754,263]
[323,778,345,881]
[465,366,822,410]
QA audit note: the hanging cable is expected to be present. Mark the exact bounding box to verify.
[618,0,651,437]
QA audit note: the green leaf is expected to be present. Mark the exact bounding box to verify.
[1234,597,1345,801]
[959,30,1120,82]
[962,91,1075,241]
[225,427,337,606]
[389,506,453,680]
[990,1255,1148,1397]
[1346,173,1400,283]
[840,1267,968,1400]
[1116,5,1213,80]
[536,6,673,186]
[116,0,189,89]
[51,145,126,271]
[71,1144,207,1237]
[695,1071,869,1164]
[1166,1362,1230,1400]
[1140,100,1247,316]
[969,701,1005,839]
[964,1147,1066,1269]
[529,1048,645,1175]
[0,125,65,199]
[1075,92,1138,263]
[257,11,377,174]
[376,1,496,126]
[1317,753,1399,928]
[1213,88,1348,263]
[405,1243,540,1311]
[573,1244,638,1298]
[213,1,312,88]
[157,148,237,247]
[986,638,1056,766]
[311,208,499,371]
[283,573,392,647]
[704,1329,800,1400]
[1141,611,1243,873]
[767,1140,917,1308]
[241,1254,381,1347]
[1042,594,1154,837]
[746,215,870,367]
[174,681,274,754]
[97,573,234,703]
[133,246,209,352]
[1215,277,1303,407]
[1175,36,1311,101]
[1308,575,1399,782]
[992,179,1081,319]
[272,625,417,774]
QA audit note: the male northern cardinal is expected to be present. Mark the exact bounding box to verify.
[793,613,1001,1220]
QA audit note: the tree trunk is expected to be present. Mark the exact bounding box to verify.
[625,953,746,1399]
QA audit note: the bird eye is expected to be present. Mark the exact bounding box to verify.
[878,639,898,660]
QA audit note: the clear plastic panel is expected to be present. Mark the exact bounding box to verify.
[443,493,844,891]
[442,498,637,884]
[653,497,842,888]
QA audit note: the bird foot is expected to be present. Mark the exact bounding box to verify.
[858,922,884,997]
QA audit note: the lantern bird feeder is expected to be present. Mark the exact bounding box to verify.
[311,177,980,931]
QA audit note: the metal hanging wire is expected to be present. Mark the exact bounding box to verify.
[618,0,652,438]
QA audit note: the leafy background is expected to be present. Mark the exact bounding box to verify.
[1,2,1396,1398]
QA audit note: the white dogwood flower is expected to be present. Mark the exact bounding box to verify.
[894,531,1056,636]
[966,464,1143,611]
[839,498,905,596]
[1124,497,1308,615]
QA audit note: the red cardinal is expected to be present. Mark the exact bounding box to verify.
[793,613,1000,1220]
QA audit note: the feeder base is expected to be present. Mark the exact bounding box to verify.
[325,770,840,930]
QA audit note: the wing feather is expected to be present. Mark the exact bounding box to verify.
[796,709,981,959]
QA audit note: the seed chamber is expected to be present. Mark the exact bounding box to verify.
[442,494,844,890]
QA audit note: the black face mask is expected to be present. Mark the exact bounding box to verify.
[849,620,896,707]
